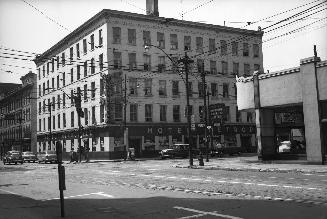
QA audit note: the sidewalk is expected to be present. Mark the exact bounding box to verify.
[174,155,327,174]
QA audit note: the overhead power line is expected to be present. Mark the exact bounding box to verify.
[262,0,327,30]
[243,0,325,27]
[20,0,71,32]
[0,46,39,55]
[181,0,214,18]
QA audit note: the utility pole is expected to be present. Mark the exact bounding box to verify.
[144,45,194,166]
[207,90,213,152]
[123,74,128,158]
[48,104,52,151]
[179,52,194,166]
[19,116,24,152]
[73,92,84,162]
[201,71,209,162]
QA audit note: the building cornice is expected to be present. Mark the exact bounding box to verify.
[34,9,263,66]
[236,67,301,83]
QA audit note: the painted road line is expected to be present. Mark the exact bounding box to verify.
[167,176,177,179]
[42,192,114,201]
[174,206,244,219]
[264,184,278,187]
[0,188,19,195]
[94,192,114,198]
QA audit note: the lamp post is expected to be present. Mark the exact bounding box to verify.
[145,45,194,166]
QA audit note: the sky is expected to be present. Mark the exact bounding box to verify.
[0,0,326,83]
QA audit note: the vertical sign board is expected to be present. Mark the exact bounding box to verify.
[209,103,225,135]
[191,115,196,131]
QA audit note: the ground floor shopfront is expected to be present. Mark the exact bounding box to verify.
[36,122,256,159]
[236,56,327,164]
[0,138,33,158]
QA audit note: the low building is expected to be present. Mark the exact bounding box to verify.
[236,56,327,164]
[0,72,38,155]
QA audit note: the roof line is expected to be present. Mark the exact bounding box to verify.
[34,9,263,66]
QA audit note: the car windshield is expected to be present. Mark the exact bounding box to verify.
[23,152,34,155]
[173,144,189,150]
[10,151,20,155]
[47,151,56,154]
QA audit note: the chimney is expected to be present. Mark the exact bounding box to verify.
[146,0,159,16]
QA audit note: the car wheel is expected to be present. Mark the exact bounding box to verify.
[3,161,5,165]
[20,161,23,164]
[38,160,41,164]
[15,162,17,165]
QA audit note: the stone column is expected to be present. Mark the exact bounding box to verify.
[253,71,276,160]
[300,56,323,164]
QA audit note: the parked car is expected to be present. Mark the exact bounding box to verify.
[278,141,291,153]
[160,144,199,159]
[37,151,58,164]
[210,143,224,157]
[22,151,38,163]
[3,151,23,165]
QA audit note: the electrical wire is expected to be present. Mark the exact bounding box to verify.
[20,0,71,32]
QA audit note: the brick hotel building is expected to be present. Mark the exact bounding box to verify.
[34,0,263,159]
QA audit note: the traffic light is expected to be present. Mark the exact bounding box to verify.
[73,94,84,118]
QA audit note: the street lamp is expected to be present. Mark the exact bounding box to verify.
[145,45,194,166]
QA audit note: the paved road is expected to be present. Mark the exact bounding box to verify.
[1,159,327,218]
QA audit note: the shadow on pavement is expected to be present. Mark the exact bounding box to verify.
[1,193,327,219]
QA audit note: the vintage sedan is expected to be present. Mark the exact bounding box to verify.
[22,151,38,163]
[160,144,199,159]
[3,151,24,165]
[37,151,58,164]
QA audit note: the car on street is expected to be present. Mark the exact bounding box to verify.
[3,151,23,165]
[278,141,291,153]
[22,151,38,163]
[37,151,58,164]
[160,144,199,159]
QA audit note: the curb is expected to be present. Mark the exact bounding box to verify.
[174,164,327,174]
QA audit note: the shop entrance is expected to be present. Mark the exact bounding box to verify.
[129,138,141,157]
[274,106,306,155]
[241,135,253,152]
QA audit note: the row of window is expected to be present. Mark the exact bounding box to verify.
[38,106,98,132]
[127,78,233,98]
[0,94,32,114]
[0,109,31,127]
[0,124,31,141]
[38,137,106,152]
[37,102,255,133]
[38,77,234,117]
[38,51,104,82]
[38,28,103,80]
[113,27,260,57]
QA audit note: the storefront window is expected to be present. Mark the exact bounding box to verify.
[224,135,237,147]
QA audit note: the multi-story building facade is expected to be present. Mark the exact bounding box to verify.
[34,1,263,159]
[0,72,37,156]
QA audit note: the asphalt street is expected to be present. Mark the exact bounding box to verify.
[1,159,327,219]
